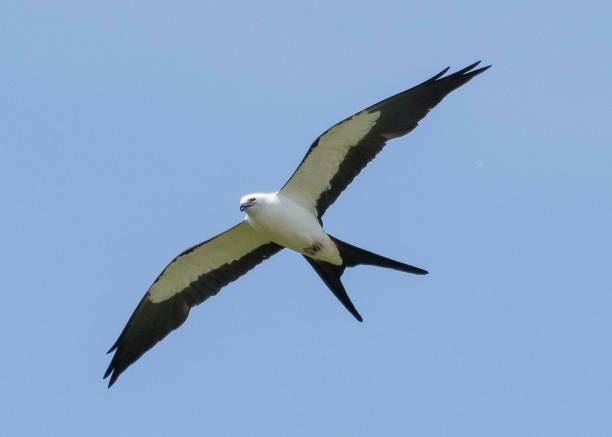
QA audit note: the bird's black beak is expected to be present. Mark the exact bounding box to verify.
[240,203,250,212]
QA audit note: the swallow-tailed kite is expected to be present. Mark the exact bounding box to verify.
[104,62,490,387]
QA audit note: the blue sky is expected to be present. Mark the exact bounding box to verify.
[1,1,611,436]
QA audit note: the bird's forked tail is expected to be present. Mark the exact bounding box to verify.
[303,236,427,322]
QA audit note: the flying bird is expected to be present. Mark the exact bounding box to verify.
[104,61,490,387]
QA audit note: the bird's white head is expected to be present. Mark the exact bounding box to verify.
[239,192,276,214]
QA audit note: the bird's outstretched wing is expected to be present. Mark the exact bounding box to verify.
[104,221,282,387]
[280,62,490,217]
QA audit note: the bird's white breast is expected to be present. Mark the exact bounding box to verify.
[245,193,341,265]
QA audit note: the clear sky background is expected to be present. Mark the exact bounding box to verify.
[1,1,611,436]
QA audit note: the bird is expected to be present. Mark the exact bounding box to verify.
[104,61,490,387]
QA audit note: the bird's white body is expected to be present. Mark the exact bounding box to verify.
[241,192,342,265]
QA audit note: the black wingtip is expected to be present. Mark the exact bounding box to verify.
[457,60,482,74]
[467,63,492,77]
[430,61,491,83]
[103,351,123,388]
[458,61,492,79]
[108,374,118,388]
[103,363,115,386]
[104,367,120,388]
[427,66,451,82]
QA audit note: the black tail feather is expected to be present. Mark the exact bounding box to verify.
[329,236,428,275]
[303,236,428,321]
[303,256,362,322]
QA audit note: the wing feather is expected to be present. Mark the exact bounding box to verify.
[104,221,282,387]
[280,62,490,217]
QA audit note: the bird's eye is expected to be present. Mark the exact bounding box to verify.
[249,197,256,202]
